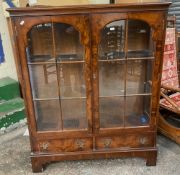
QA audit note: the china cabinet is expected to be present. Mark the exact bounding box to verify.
[7,2,171,172]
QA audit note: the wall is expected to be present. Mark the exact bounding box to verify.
[0,0,17,80]
[19,0,110,6]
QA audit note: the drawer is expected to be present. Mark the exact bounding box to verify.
[95,133,154,150]
[35,138,93,153]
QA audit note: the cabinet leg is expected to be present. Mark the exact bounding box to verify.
[146,151,157,166]
[31,157,44,173]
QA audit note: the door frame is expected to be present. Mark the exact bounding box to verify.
[91,12,167,135]
[14,14,93,139]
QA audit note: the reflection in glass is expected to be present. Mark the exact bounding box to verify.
[99,20,126,60]
[54,23,87,130]
[128,20,153,58]
[57,63,86,98]
[54,23,84,61]
[99,20,126,99]
[34,100,61,131]
[61,99,87,130]
[98,19,154,129]
[126,59,153,94]
[28,64,59,99]
[27,22,88,131]
[98,20,126,128]
[125,95,151,127]
[100,97,124,128]
[27,23,54,62]
[99,61,125,96]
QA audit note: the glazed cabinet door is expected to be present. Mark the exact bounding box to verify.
[92,13,157,132]
[17,15,92,135]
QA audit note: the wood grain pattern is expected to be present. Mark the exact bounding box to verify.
[8,2,170,172]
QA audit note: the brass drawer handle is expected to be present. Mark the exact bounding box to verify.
[76,139,85,150]
[39,142,49,151]
[103,139,112,148]
[139,137,148,145]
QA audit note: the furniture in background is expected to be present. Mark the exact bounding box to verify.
[7,2,170,172]
[177,32,180,81]
[159,16,180,144]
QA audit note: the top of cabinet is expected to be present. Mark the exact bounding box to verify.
[7,2,171,17]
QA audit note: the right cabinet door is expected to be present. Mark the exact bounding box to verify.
[92,17,155,130]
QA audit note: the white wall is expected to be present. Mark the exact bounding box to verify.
[0,0,17,80]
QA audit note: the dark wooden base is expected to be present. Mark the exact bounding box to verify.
[31,148,157,173]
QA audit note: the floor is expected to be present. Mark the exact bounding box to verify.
[0,126,179,175]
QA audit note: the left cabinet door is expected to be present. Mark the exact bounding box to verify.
[17,15,92,134]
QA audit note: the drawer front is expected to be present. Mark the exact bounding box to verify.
[95,134,154,150]
[36,138,92,153]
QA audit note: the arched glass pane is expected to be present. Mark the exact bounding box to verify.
[26,22,87,131]
[27,23,60,131]
[125,20,153,127]
[54,23,87,130]
[27,23,54,63]
[54,23,84,62]
[98,19,153,128]
[99,20,125,60]
[99,20,126,128]
[127,20,154,58]
[126,20,153,95]
[27,23,58,99]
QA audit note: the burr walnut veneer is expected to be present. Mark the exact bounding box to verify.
[7,2,170,172]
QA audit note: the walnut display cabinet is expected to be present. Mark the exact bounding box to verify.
[7,2,171,173]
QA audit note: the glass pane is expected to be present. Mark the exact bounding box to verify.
[27,22,88,132]
[125,96,151,127]
[57,63,86,98]
[127,20,153,58]
[99,20,126,129]
[100,97,124,128]
[126,59,153,94]
[34,100,61,131]
[99,61,125,96]
[54,23,84,61]
[27,23,54,63]
[28,64,59,99]
[99,20,126,60]
[55,23,86,98]
[61,99,87,130]
[54,23,88,130]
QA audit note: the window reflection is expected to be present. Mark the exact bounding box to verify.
[99,20,126,60]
